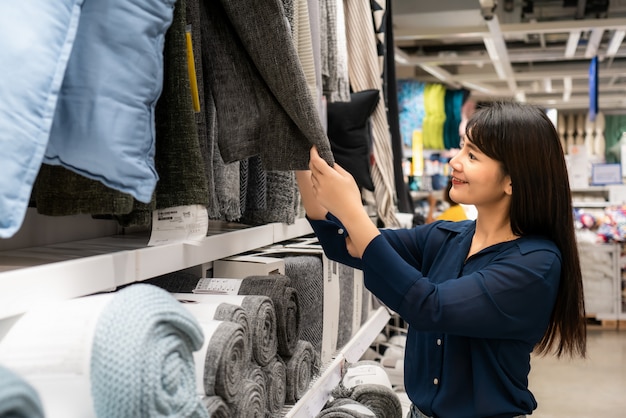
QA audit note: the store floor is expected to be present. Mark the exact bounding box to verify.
[395,328,626,417]
[528,328,626,417]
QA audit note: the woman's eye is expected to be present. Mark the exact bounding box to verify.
[468,152,476,160]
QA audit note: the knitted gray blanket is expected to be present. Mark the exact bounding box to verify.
[0,365,44,418]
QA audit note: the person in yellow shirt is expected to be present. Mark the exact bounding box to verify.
[426,177,467,223]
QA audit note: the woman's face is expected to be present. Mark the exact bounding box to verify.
[447,135,512,209]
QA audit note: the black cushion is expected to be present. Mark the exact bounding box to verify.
[326,89,379,191]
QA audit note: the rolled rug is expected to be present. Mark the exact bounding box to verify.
[238,275,300,357]
[337,263,355,349]
[284,340,320,404]
[228,379,266,418]
[173,293,278,367]
[245,365,268,407]
[180,300,252,363]
[316,398,377,418]
[0,284,208,418]
[261,355,287,415]
[201,396,230,418]
[193,320,248,404]
[283,255,325,356]
[0,365,44,418]
[335,361,403,418]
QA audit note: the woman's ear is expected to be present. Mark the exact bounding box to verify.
[504,176,513,196]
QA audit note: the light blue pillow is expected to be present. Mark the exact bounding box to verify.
[44,0,177,204]
[0,0,84,238]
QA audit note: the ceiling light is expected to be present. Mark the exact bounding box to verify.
[564,31,580,58]
[562,77,572,102]
[543,78,552,93]
[606,29,625,57]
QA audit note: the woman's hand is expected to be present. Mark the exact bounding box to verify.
[308,146,363,222]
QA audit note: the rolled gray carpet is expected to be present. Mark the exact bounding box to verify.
[316,398,377,417]
[245,365,268,409]
[261,355,287,415]
[173,293,278,367]
[201,396,230,417]
[180,300,252,363]
[194,320,248,404]
[0,365,44,418]
[91,284,208,418]
[284,340,320,404]
[332,361,403,418]
[337,263,355,349]
[283,255,325,356]
[229,379,266,418]
[238,275,300,357]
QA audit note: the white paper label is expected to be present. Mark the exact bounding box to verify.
[148,205,208,246]
[342,364,393,389]
[193,278,243,294]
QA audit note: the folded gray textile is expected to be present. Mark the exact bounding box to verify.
[200,0,334,170]
[91,284,208,418]
[337,263,355,349]
[244,156,267,211]
[145,270,203,293]
[0,365,44,418]
[242,170,297,226]
[34,165,134,217]
[283,255,325,356]
[228,379,266,418]
[201,396,230,418]
[316,398,377,418]
[238,275,300,357]
[284,339,320,404]
[198,321,248,404]
[261,355,287,415]
[212,142,241,221]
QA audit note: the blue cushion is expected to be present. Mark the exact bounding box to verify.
[0,0,84,238]
[44,0,177,204]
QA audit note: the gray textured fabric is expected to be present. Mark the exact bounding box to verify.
[316,398,377,417]
[0,365,44,418]
[200,0,334,170]
[284,255,325,356]
[145,270,202,293]
[34,165,134,217]
[229,379,266,417]
[244,156,267,211]
[201,396,230,417]
[242,170,296,225]
[337,263,355,348]
[212,142,241,221]
[238,275,300,357]
[321,0,338,98]
[261,355,287,415]
[284,339,320,404]
[154,0,209,210]
[199,321,248,404]
[246,365,268,411]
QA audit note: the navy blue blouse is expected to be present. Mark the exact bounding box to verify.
[308,215,561,418]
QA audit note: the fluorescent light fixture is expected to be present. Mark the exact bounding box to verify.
[606,29,625,57]
[562,77,572,102]
[585,28,604,58]
[564,31,581,58]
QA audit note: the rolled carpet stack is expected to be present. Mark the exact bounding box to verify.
[0,365,45,418]
[193,320,248,404]
[229,379,266,418]
[174,293,278,367]
[332,361,403,418]
[0,284,208,418]
[201,396,230,418]
[261,355,287,415]
[238,275,300,357]
[337,263,355,348]
[245,365,268,407]
[316,398,377,417]
[180,300,252,362]
[284,340,320,404]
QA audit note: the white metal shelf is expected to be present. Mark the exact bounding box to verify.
[0,218,313,320]
[283,306,391,418]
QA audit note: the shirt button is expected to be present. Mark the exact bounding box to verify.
[338,228,344,234]
[433,378,439,385]
[436,339,442,346]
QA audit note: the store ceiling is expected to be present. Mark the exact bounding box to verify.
[392,0,626,111]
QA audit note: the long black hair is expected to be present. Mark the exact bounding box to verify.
[466,101,586,358]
